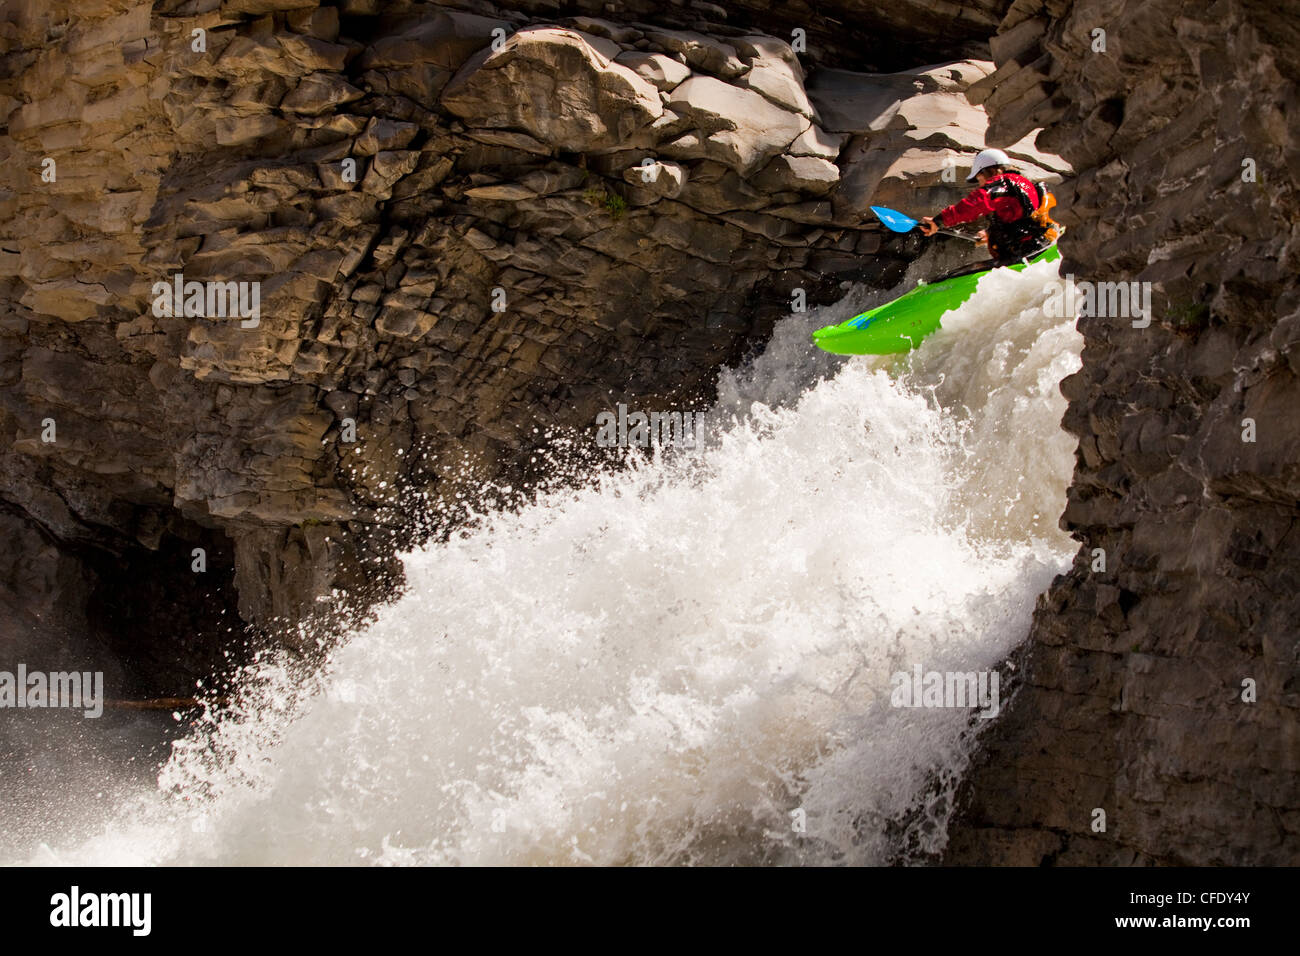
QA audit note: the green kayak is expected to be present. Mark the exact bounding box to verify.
[812,243,1061,355]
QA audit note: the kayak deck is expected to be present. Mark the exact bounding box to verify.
[812,243,1060,355]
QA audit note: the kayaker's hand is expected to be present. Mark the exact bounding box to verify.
[918,217,938,237]
[976,229,988,246]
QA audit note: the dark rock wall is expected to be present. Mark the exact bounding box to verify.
[946,0,1300,864]
[349,0,1010,73]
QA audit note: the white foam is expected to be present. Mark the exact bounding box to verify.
[11,256,1082,866]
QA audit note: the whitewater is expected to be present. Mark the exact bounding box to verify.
[8,252,1082,866]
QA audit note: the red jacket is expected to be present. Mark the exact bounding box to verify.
[937,172,1039,227]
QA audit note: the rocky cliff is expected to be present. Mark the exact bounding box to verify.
[945,0,1300,864]
[1,0,1068,696]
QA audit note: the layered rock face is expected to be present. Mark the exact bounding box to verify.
[0,0,1042,694]
[946,0,1300,864]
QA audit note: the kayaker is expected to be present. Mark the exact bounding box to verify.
[918,148,1059,264]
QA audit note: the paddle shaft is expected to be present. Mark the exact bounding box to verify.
[932,228,979,242]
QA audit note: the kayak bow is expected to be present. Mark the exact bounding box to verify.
[812,243,1061,355]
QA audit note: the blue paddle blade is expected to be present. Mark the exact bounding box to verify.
[870,205,919,233]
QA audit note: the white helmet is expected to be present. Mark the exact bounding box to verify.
[967,147,1013,181]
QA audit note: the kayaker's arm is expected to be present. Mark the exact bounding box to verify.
[917,217,981,243]
[919,188,994,236]
[935,187,998,228]
[919,183,1002,237]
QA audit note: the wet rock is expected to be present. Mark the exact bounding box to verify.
[354,118,419,155]
[665,76,807,174]
[752,154,840,196]
[614,51,691,91]
[639,28,746,79]
[946,0,1300,867]
[735,48,816,119]
[621,159,686,198]
[442,27,663,153]
[280,72,364,115]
